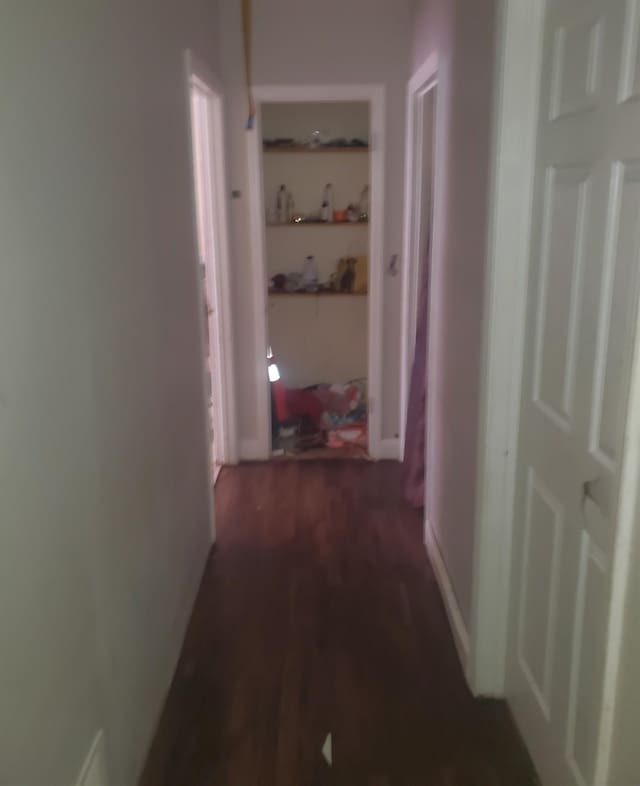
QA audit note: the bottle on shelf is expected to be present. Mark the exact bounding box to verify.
[323,184,334,222]
[276,184,288,224]
[321,201,330,222]
[359,185,370,222]
[302,255,319,291]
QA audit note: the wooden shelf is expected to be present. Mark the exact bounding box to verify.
[268,291,367,297]
[263,145,369,154]
[266,221,368,228]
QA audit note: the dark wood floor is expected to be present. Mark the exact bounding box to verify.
[141,461,537,786]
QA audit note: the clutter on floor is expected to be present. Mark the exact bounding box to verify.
[272,378,368,456]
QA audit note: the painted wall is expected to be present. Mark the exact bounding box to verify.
[220,0,411,455]
[262,101,370,144]
[269,295,368,388]
[410,0,498,626]
[0,1,218,784]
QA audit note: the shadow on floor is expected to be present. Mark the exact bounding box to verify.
[140,460,537,786]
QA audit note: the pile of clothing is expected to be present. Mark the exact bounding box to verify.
[275,379,368,450]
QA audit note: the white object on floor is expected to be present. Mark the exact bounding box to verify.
[322,733,332,766]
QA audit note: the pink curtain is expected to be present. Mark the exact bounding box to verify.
[403,251,430,508]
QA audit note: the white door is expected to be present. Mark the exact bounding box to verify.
[189,79,225,478]
[507,0,640,783]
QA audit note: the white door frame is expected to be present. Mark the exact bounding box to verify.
[469,0,546,697]
[246,84,386,460]
[185,51,239,476]
[472,2,640,778]
[400,54,443,520]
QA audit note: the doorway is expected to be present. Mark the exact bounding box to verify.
[247,85,386,461]
[187,54,237,479]
[263,101,370,459]
[401,60,440,512]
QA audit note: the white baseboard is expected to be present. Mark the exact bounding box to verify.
[424,519,471,676]
[239,438,264,461]
[75,730,108,786]
[376,438,402,460]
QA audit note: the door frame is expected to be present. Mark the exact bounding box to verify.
[472,0,640,779]
[400,54,443,520]
[184,51,238,479]
[246,83,386,460]
[469,0,546,697]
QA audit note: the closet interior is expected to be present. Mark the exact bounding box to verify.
[263,101,371,459]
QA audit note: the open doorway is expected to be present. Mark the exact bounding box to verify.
[187,54,237,480]
[401,62,440,509]
[247,87,386,462]
[263,101,370,459]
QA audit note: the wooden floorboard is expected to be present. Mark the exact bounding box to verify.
[140,460,537,786]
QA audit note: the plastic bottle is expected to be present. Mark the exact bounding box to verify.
[302,255,319,291]
[277,185,288,223]
[323,184,334,222]
[359,185,370,222]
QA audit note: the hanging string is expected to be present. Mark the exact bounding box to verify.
[241,0,256,130]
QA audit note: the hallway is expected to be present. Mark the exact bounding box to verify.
[141,461,536,785]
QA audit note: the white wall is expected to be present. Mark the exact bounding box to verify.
[262,101,370,143]
[0,1,219,784]
[410,0,498,626]
[269,295,368,388]
[220,0,411,454]
[220,0,261,444]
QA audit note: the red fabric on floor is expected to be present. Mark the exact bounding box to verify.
[285,388,325,423]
